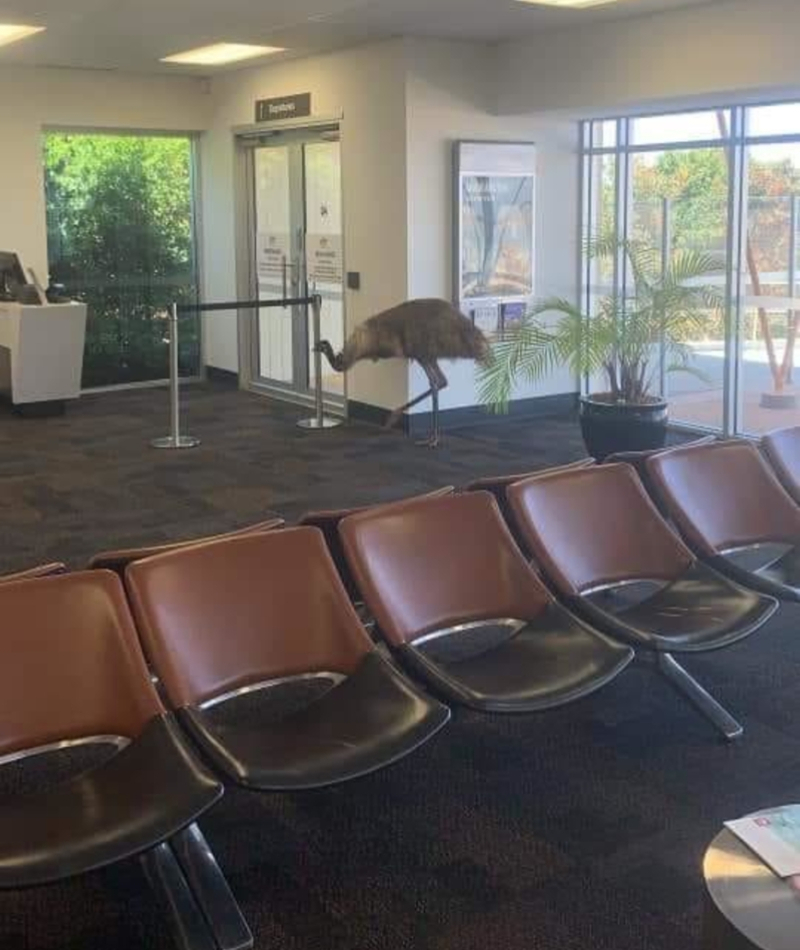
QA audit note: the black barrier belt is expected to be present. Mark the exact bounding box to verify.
[176,295,321,315]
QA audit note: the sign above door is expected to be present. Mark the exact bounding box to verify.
[255,93,312,124]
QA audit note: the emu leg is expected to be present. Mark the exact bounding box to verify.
[384,387,434,431]
[416,361,447,448]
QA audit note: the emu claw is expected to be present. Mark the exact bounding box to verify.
[415,435,441,449]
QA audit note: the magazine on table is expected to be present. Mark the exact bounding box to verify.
[725,806,800,878]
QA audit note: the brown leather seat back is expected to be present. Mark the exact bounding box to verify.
[0,563,67,583]
[646,439,800,555]
[465,460,595,552]
[88,517,285,577]
[126,528,374,709]
[465,458,595,509]
[762,426,800,503]
[339,491,552,647]
[299,488,455,600]
[0,571,163,758]
[605,436,715,482]
[507,464,694,595]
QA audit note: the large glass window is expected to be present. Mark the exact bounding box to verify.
[44,131,200,389]
[582,104,800,436]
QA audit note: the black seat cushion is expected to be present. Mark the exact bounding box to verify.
[179,652,450,791]
[579,562,778,652]
[399,603,633,713]
[0,714,223,890]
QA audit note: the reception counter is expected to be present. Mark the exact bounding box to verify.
[0,301,87,415]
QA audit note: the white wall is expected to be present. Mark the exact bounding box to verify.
[0,65,209,281]
[497,0,800,116]
[404,38,578,412]
[200,39,410,410]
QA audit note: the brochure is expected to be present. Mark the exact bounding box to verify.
[725,805,800,878]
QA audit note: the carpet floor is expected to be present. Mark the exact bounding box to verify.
[0,382,793,950]
[0,381,586,573]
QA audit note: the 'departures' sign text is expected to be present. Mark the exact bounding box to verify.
[255,93,312,123]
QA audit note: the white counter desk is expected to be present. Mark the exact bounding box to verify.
[0,301,87,415]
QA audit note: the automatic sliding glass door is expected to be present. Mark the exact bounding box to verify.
[244,126,345,407]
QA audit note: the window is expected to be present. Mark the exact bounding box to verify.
[582,104,800,436]
[44,131,200,389]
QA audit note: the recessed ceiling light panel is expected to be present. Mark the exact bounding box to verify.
[161,43,284,66]
[0,24,45,48]
[516,0,618,8]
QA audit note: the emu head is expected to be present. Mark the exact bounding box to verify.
[315,339,344,372]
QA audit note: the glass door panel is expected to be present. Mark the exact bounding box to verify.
[629,147,729,429]
[304,139,344,398]
[739,141,800,434]
[254,144,301,386]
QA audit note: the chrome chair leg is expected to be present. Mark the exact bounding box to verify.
[140,843,217,950]
[170,824,253,950]
[657,652,743,742]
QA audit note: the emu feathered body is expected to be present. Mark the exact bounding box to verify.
[316,298,492,447]
[330,298,491,371]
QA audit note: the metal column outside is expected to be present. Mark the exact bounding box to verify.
[151,303,201,449]
[297,293,343,430]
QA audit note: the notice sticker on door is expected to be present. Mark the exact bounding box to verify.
[256,233,290,278]
[306,234,342,284]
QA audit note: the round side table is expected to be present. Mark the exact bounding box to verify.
[704,809,800,950]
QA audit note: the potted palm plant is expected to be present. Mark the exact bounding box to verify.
[478,235,725,459]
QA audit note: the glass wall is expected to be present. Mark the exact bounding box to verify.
[44,132,200,389]
[582,103,800,436]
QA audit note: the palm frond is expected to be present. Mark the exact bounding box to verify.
[480,234,722,408]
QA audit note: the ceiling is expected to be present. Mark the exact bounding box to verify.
[0,0,722,75]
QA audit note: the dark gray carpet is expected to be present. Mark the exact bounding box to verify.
[0,382,793,950]
[0,381,587,572]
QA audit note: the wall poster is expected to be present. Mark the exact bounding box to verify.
[454,141,536,339]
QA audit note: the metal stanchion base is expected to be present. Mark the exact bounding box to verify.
[151,435,202,449]
[296,417,343,430]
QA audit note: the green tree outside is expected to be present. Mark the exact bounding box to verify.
[44,132,200,388]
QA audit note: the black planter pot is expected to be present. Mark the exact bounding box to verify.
[579,395,669,461]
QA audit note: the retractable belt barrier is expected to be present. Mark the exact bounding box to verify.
[150,293,342,450]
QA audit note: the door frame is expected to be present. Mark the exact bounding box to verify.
[234,115,347,415]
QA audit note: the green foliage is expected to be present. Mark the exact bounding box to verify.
[478,235,724,411]
[44,133,199,387]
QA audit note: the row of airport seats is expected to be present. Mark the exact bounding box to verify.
[3,427,800,948]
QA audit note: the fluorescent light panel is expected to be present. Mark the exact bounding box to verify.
[516,0,618,7]
[0,24,45,48]
[162,43,283,66]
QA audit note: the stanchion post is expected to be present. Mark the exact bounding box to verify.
[297,292,343,430]
[151,302,201,450]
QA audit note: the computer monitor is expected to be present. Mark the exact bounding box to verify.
[0,252,27,300]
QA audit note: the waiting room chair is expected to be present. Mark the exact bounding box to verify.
[604,435,715,515]
[464,459,594,554]
[0,562,66,582]
[339,491,633,713]
[506,464,778,740]
[88,517,285,577]
[762,425,800,505]
[298,488,454,605]
[125,529,450,791]
[0,571,251,950]
[646,439,800,603]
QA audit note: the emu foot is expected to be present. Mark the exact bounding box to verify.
[415,434,441,449]
[384,410,402,431]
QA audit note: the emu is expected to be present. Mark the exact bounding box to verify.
[316,297,491,447]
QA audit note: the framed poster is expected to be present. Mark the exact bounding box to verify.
[454,141,536,337]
